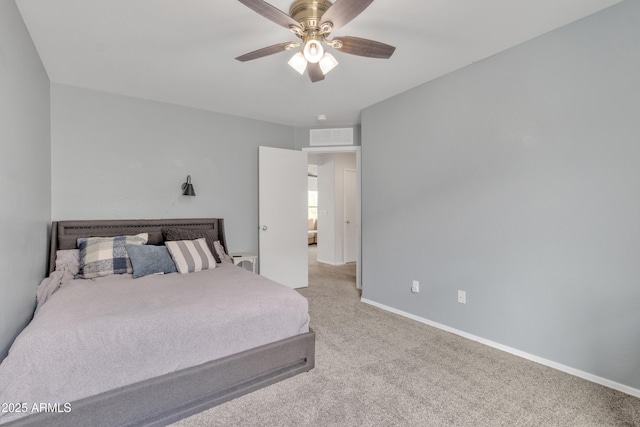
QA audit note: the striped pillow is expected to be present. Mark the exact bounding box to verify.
[165,238,216,274]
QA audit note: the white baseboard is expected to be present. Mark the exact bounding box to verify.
[360,297,640,399]
[316,258,344,266]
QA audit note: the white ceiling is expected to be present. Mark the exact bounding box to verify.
[16,0,621,127]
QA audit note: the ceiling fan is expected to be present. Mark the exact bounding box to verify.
[235,0,396,82]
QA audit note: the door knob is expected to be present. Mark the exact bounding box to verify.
[261,225,268,231]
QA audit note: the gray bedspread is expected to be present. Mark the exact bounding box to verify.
[0,264,309,424]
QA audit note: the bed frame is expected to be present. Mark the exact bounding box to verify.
[10,219,315,427]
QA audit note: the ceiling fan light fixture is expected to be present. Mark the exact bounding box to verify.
[235,0,396,83]
[303,39,324,63]
[319,52,338,75]
[288,52,307,74]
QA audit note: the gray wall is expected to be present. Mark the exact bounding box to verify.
[0,1,51,358]
[361,1,640,391]
[51,84,295,255]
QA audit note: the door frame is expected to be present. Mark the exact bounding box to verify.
[303,146,361,289]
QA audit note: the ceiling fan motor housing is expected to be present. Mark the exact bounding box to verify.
[290,0,332,30]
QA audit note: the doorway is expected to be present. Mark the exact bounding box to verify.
[304,146,361,289]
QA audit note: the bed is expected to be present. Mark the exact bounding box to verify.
[0,218,315,427]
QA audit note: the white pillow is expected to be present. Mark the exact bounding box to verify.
[213,240,233,263]
[55,249,80,275]
[165,238,216,274]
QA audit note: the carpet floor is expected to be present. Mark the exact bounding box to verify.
[172,246,640,426]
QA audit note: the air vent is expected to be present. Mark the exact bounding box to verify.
[310,128,353,146]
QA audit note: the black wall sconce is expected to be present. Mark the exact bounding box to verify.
[182,175,196,196]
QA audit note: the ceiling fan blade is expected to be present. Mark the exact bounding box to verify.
[335,36,395,59]
[237,0,301,29]
[320,0,374,31]
[235,42,291,62]
[308,62,325,83]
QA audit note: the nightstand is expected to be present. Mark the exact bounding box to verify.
[231,253,257,273]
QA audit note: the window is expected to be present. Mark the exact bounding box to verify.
[308,190,318,220]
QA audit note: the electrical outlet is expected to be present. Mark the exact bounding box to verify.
[458,290,466,304]
[411,280,419,293]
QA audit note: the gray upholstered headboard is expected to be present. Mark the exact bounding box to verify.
[48,218,227,274]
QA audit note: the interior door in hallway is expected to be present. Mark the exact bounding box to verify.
[344,168,357,263]
[258,146,308,289]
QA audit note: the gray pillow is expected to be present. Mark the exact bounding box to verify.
[125,245,177,279]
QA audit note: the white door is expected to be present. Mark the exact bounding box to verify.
[343,169,357,263]
[258,146,308,289]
